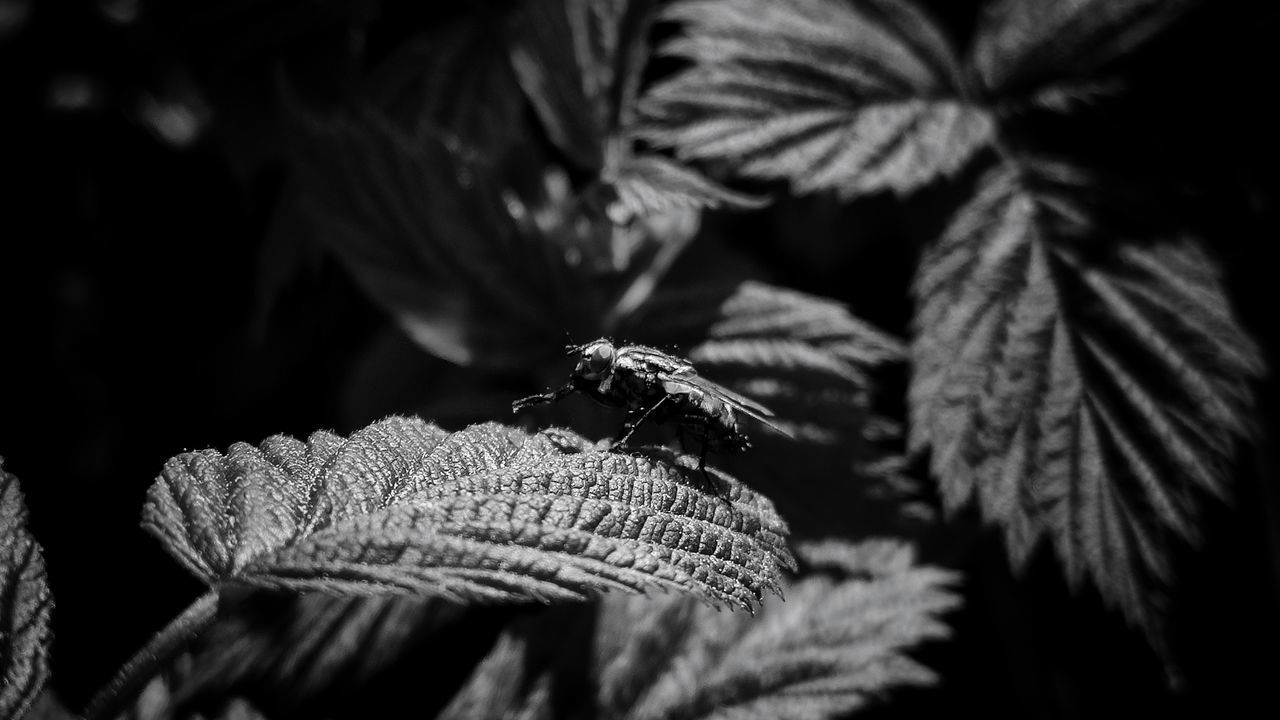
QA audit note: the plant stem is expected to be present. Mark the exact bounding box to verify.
[83,589,219,720]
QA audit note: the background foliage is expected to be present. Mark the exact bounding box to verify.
[2,0,1279,718]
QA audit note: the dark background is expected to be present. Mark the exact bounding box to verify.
[2,1,1278,718]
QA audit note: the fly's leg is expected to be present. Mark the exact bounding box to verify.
[512,383,575,412]
[611,395,671,450]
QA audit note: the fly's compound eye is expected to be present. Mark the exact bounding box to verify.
[585,344,615,376]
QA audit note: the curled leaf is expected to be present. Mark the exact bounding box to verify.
[143,418,794,610]
[1,460,54,720]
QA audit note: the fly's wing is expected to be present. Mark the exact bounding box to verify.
[662,376,795,440]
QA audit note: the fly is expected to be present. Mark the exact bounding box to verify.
[512,338,791,483]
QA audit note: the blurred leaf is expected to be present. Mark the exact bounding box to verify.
[118,661,267,720]
[507,0,660,169]
[445,540,957,719]
[1,460,54,720]
[637,0,994,198]
[176,592,461,712]
[436,631,555,720]
[365,15,527,159]
[971,0,1198,105]
[608,154,767,224]
[283,107,593,368]
[143,417,795,610]
[911,159,1263,644]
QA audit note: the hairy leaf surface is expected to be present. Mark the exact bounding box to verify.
[971,0,1197,103]
[143,417,794,610]
[911,160,1262,634]
[0,461,53,720]
[638,0,993,198]
[444,540,956,719]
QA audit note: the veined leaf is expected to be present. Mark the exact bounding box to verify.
[911,160,1262,636]
[444,540,957,719]
[971,0,1197,105]
[1,460,54,720]
[637,0,994,198]
[143,417,794,610]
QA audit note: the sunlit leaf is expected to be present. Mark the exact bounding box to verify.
[638,0,994,198]
[143,417,795,610]
[0,460,54,720]
[910,159,1263,639]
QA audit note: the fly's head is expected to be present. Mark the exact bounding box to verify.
[568,338,618,387]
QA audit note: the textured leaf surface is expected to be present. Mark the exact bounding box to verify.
[972,0,1197,102]
[143,417,794,610]
[444,540,956,719]
[1,460,54,720]
[638,0,994,198]
[911,160,1262,634]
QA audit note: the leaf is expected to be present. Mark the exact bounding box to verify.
[435,630,555,720]
[282,107,596,369]
[446,540,957,719]
[637,0,994,198]
[365,16,527,159]
[607,153,768,226]
[506,0,760,239]
[507,0,660,169]
[120,662,268,720]
[621,280,930,538]
[910,159,1263,639]
[971,0,1197,103]
[177,592,461,713]
[143,417,795,611]
[1,459,54,720]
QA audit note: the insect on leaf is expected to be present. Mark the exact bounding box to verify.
[143,417,795,610]
[910,159,1263,641]
[637,0,994,198]
[622,280,929,539]
[0,460,54,720]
